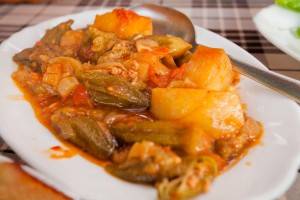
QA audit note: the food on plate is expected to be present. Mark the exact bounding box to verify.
[12,8,263,200]
[181,90,245,139]
[183,45,233,91]
[275,0,300,38]
[93,8,152,39]
[0,162,70,200]
[151,88,207,120]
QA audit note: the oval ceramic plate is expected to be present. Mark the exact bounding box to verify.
[254,5,300,61]
[0,8,300,200]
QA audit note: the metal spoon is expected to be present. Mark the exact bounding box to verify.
[132,4,300,103]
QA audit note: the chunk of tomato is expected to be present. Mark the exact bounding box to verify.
[72,84,90,106]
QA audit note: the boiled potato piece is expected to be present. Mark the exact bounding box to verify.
[93,8,152,39]
[182,127,213,155]
[182,90,244,139]
[93,11,119,34]
[148,35,192,58]
[184,45,233,91]
[151,88,207,120]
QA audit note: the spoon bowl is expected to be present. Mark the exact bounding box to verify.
[132,4,300,103]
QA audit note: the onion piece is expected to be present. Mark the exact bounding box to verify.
[135,38,159,52]
[57,76,79,97]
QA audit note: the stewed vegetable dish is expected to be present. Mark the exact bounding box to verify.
[12,8,263,200]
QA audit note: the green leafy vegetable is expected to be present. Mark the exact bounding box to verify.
[276,0,300,12]
[293,26,300,38]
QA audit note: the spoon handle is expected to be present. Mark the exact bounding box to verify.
[231,58,300,103]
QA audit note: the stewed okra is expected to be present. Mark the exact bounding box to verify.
[12,8,262,200]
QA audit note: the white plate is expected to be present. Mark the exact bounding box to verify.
[0,8,300,200]
[254,5,300,61]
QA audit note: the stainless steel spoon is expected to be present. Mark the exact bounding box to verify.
[132,4,300,103]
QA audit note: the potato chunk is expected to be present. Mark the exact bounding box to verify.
[184,45,233,91]
[182,127,214,154]
[151,88,207,120]
[93,8,152,39]
[182,90,245,139]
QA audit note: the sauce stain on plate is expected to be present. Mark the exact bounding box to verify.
[48,146,76,159]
